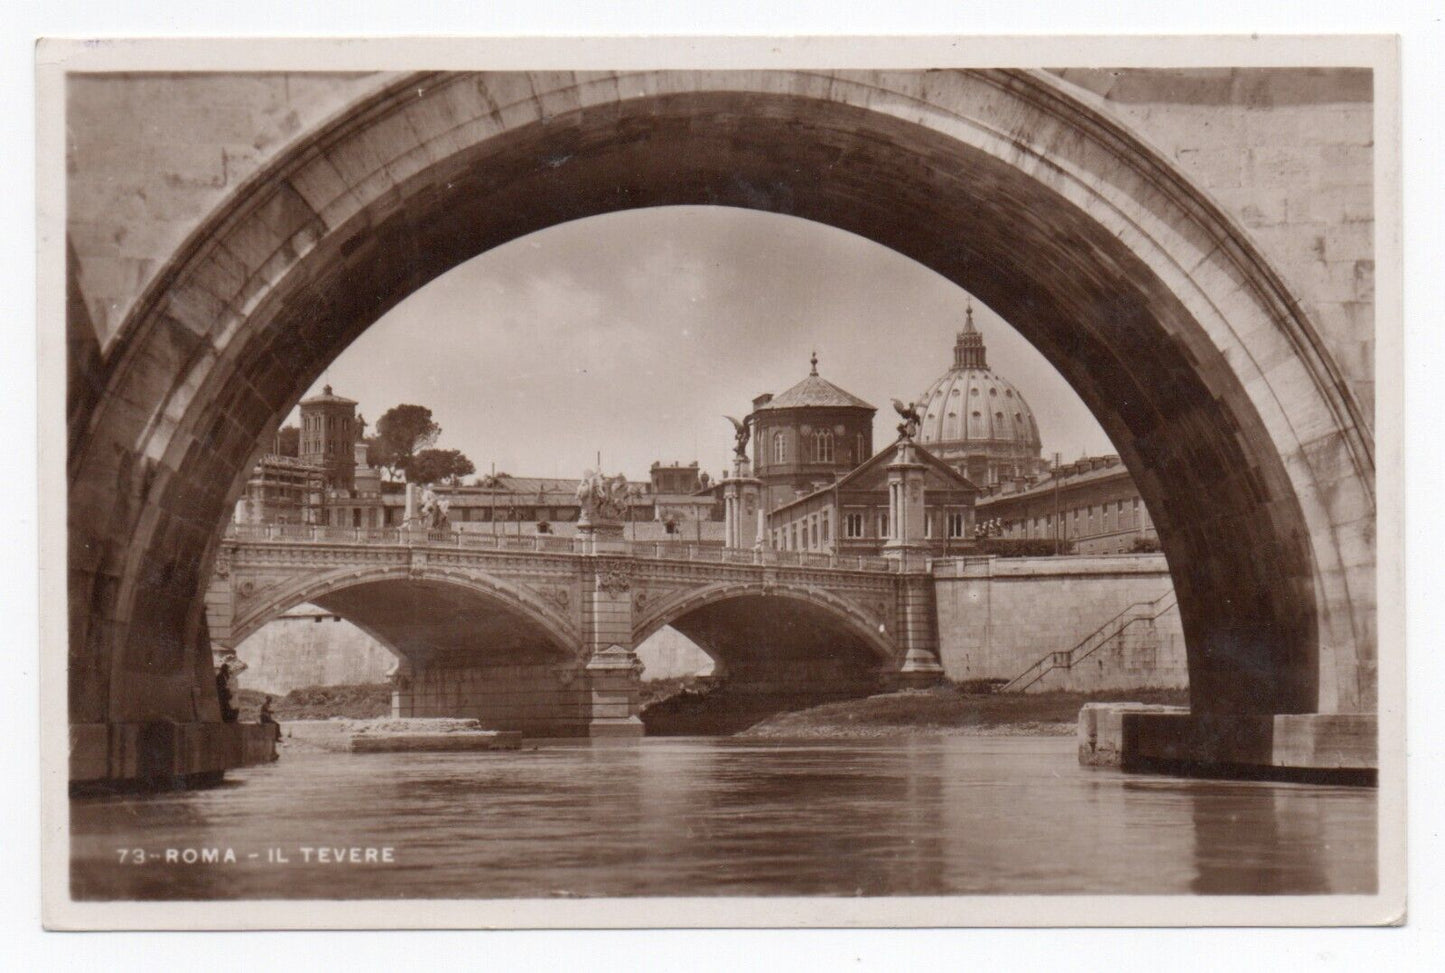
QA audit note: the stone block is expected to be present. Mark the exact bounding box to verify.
[1080,704,1377,778]
[587,715,644,739]
[69,724,110,782]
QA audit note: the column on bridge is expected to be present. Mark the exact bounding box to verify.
[577,471,645,737]
[881,439,946,686]
[721,456,763,550]
[883,440,929,561]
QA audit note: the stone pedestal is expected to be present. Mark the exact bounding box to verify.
[576,515,626,554]
[388,660,415,718]
[584,644,645,738]
[722,458,764,549]
[1078,703,1376,783]
[69,722,279,791]
[893,575,945,685]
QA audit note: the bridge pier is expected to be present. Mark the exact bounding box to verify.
[579,549,645,738]
[891,574,946,689]
[389,660,610,737]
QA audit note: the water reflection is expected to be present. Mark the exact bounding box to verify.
[70,738,1375,899]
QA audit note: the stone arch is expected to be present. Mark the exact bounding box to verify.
[68,69,1375,727]
[221,563,577,666]
[635,581,899,697]
[634,580,900,667]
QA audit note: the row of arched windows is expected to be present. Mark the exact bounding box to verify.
[764,429,858,466]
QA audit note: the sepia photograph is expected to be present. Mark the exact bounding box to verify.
[37,34,1404,930]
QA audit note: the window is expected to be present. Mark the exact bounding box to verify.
[811,518,820,547]
[878,511,890,539]
[947,511,966,538]
[814,429,834,463]
[822,511,831,543]
[845,512,864,538]
[855,434,866,464]
[773,431,788,464]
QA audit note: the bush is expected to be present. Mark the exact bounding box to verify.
[978,538,1073,558]
[951,678,1009,695]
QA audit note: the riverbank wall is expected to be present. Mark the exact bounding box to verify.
[931,555,1187,692]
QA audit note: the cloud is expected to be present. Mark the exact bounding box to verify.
[305,207,1116,480]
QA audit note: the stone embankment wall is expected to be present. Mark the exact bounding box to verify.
[232,607,399,694]
[234,608,713,694]
[932,555,1187,692]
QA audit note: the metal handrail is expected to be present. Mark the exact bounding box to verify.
[999,589,1178,693]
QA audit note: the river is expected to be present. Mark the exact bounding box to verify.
[70,737,1375,899]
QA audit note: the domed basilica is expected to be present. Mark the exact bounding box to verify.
[914,304,1049,487]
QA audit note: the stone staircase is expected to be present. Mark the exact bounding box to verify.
[999,589,1179,693]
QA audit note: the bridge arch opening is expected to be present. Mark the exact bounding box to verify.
[216,567,590,733]
[223,572,574,671]
[635,585,899,733]
[69,70,1374,731]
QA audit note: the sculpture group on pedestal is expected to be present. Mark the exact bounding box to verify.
[576,469,632,524]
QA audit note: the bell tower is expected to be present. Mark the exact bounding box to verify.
[298,384,359,491]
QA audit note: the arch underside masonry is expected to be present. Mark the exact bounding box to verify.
[216,562,580,667]
[633,581,903,694]
[67,69,1376,779]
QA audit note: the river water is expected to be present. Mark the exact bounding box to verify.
[70,737,1375,899]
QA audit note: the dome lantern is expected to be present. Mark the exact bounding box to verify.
[953,301,988,370]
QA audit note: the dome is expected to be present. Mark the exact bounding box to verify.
[915,306,1044,481]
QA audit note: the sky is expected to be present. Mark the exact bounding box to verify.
[298,206,1115,482]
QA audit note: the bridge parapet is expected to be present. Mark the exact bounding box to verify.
[224,524,914,574]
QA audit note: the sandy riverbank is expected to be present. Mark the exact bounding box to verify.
[734,688,1190,740]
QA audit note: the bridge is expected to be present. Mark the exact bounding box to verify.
[207,526,943,736]
[64,67,1379,784]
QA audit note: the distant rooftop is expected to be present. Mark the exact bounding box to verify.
[299,384,357,406]
[752,352,875,412]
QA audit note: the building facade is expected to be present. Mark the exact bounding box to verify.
[974,454,1158,556]
[730,355,981,557]
[234,387,724,541]
[765,441,980,556]
[748,354,876,514]
[298,385,361,492]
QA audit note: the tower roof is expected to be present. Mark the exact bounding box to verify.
[752,353,875,412]
[299,383,357,407]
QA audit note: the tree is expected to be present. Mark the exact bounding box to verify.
[408,448,476,486]
[368,404,441,480]
[274,424,300,457]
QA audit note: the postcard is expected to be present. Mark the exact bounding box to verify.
[39,34,1403,929]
